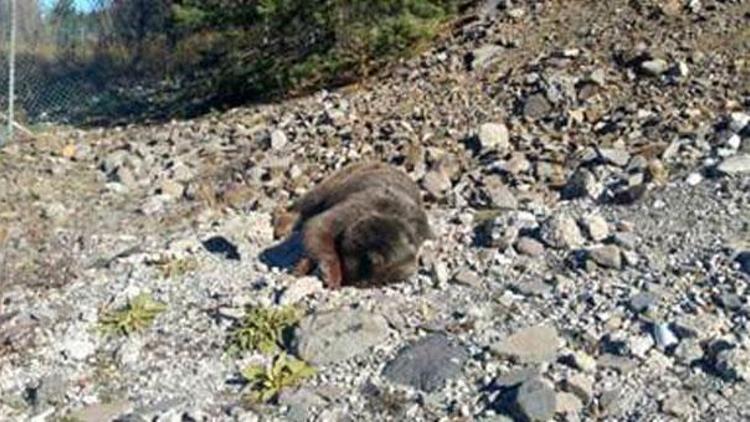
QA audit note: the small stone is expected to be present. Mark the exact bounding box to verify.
[277,388,326,422]
[159,179,185,199]
[599,389,622,415]
[277,277,324,305]
[470,45,504,70]
[60,325,96,361]
[523,94,553,119]
[494,367,540,389]
[580,214,609,242]
[598,148,631,167]
[717,292,743,311]
[290,308,390,365]
[673,339,704,365]
[478,123,511,153]
[69,401,134,422]
[629,292,656,313]
[432,261,450,285]
[41,202,69,222]
[555,392,583,415]
[484,179,517,209]
[140,195,166,215]
[382,334,468,392]
[515,237,545,257]
[653,323,679,350]
[713,347,750,381]
[686,172,703,186]
[587,245,622,269]
[717,155,750,175]
[571,351,597,373]
[113,166,137,188]
[270,129,288,150]
[563,168,603,199]
[564,374,593,404]
[661,393,691,417]
[629,334,655,358]
[452,268,482,289]
[597,354,636,374]
[422,169,452,199]
[541,214,585,250]
[612,232,639,250]
[491,324,560,364]
[513,378,556,422]
[641,59,669,76]
[729,112,750,133]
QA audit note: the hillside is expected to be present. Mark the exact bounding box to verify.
[1,0,750,421]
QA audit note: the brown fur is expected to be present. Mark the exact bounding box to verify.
[273,162,434,288]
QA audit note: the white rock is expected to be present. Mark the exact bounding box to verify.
[686,172,703,186]
[478,123,510,153]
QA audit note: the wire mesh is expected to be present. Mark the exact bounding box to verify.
[1,0,112,143]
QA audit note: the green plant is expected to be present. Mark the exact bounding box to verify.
[99,293,166,336]
[227,305,300,355]
[241,353,316,403]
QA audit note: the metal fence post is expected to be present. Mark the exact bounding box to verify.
[6,0,16,144]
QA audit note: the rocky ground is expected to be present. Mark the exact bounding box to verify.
[1,0,750,421]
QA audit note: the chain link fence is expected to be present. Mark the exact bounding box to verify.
[1,0,112,145]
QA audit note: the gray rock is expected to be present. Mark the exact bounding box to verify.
[564,374,593,404]
[60,324,96,361]
[580,214,609,242]
[69,401,134,422]
[523,94,552,119]
[494,367,540,388]
[717,292,743,311]
[484,179,517,210]
[140,195,166,215]
[555,392,583,415]
[452,268,483,289]
[628,292,656,313]
[570,351,597,373]
[471,45,504,70]
[729,112,750,133]
[713,347,750,381]
[113,166,137,188]
[478,123,511,152]
[513,378,556,422]
[540,214,585,250]
[515,237,545,256]
[277,277,324,306]
[599,389,622,416]
[382,334,468,392]
[563,168,603,199]
[717,155,750,175]
[641,59,669,76]
[290,308,390,365]
[653,323,679,350]
[432,261,450,285]
[159,179,185,199]
[598,148,631,167]
[422,169,452,199]
[597,354,636,374]
[661,392,691,417]
[278,388,327,422]
[673,339,704,365]
[491,324,560,364]
[587,245,622,269]
[270,129,289,150]
[30,372,68,407]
